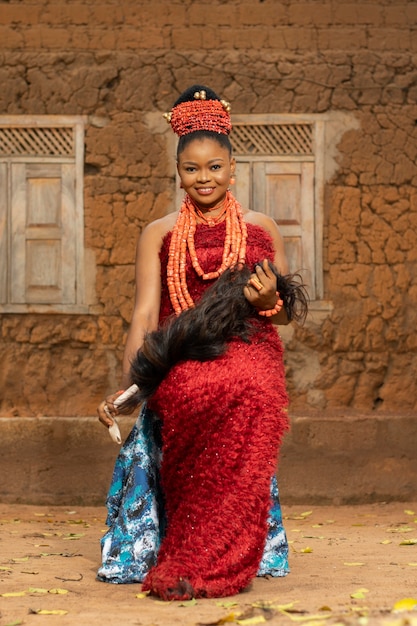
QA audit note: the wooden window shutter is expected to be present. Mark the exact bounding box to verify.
[253,161,316,299]
[10,162,77,304]
[230,115,325,303]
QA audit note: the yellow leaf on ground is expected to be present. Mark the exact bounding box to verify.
[301,547,313,554]
[344,562,365,567]
[28,587,48,594]
[381,540,392,545]
[399,538,417,546]
[1,591,26,597]
[33,609,68,615]
[388,527,414,533]
[216,612,241,624]
[280,612,332,622]
[392,598,417,612]
[48,588,69,594]
[135,592,149,599]
[252,601,297,611]
[350,589,369,600]
[404,510,415,516]
[236,617,266,625]
[178,597,197,607]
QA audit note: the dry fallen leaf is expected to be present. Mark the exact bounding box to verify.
[198,613,242,626]
[178,597,198,607]
[1,591,27,597]
[236,617,266,625]
[216,601,239,608]
[388,527,414,534]
[280,611,332,622]
[30,609,68,615]
[63,533,84,540]
[392,598,417,612]
[351,588,370,600]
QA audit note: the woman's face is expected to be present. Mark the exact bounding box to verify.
[177,137,235,210]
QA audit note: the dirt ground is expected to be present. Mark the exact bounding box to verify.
[1,502,416,626]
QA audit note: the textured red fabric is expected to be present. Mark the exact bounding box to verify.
[158,221,275,322]
[143,222,289,600]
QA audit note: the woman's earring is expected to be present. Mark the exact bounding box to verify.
[230,175,236,186]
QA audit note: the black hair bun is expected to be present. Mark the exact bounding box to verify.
[173,85,220,107]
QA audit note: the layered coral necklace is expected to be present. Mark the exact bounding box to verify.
[167,190,248,315]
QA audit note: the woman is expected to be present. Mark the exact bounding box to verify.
[97,85,299,600]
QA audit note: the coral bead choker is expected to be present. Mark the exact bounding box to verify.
[190,197,228,227]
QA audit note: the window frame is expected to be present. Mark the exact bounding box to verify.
[231,113,327,307]
[0,115,88,314]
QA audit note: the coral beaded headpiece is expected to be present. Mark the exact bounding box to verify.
[164,90,232,137]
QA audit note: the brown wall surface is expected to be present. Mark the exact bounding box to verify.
[1,0,417,419]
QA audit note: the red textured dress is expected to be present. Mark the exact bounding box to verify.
[142,221,289,599]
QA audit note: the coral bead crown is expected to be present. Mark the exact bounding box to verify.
[164,90,232,137]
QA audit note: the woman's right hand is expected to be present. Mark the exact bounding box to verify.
[97,390,125,428]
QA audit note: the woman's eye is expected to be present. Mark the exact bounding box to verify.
[211,164,221,170]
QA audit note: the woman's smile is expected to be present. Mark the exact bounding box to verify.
[196,187,215,195]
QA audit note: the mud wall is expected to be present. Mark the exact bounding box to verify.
[1,0,416,417]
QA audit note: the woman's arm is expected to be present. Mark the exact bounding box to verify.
[98,216,172,427]
[121,220,164,387]
[244,213,291,325]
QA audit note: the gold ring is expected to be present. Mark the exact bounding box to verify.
[249,277,263,291]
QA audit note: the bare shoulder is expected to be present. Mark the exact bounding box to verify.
[243,210,281,236]
[243,209,288,273]
[140,212,178,245]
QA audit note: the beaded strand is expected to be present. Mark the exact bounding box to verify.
[167,191,248,315]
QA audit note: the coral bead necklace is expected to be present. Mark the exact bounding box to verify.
[167,190,248,315]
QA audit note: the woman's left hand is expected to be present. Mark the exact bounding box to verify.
[243,259,279,309]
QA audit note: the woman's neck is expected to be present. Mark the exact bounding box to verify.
[188,194,227,225]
